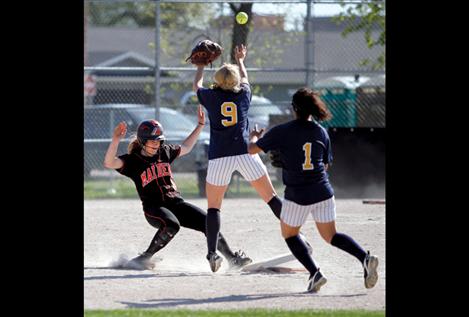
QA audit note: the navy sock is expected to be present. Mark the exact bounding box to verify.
[206,208,221,254]
[285,235,318,275]
[330,232,367,263]
[267,196,282,220]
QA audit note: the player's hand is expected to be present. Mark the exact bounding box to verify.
[197,104,206,126]
[235,44,247,62]
[113,121,127,140]
[249,124,265,139]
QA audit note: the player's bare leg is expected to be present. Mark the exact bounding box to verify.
[315,221,337,243]
[206,182,228,209]
[205,182,229,272]
[249,174,277,203]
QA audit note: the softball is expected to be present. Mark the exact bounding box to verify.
[236,12,249,25]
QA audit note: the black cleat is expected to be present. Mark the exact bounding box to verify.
[228,250,253,269]
[207,251,223,272]
[126,252,155,270]
[307,269,327,293]
[363,251,379,289]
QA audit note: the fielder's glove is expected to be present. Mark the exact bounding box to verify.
[186,40,223,67]
[269,150,285,168]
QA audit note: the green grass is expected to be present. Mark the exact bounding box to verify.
[84,174,284,200]
[84,309,385,317]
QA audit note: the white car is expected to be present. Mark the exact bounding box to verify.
[179,91,284,130]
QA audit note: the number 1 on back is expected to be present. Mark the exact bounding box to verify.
[302,142,314,170]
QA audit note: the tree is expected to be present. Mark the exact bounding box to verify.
[228,3,253,63]
[88,2,212,28]
[332,0,385,70]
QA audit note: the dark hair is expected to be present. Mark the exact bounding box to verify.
[292,87,331,121]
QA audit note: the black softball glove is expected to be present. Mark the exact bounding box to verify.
[269,149,284,168]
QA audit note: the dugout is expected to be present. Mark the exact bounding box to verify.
[314,75,370,128]
[356,75,386,128]
[327,127,385,198]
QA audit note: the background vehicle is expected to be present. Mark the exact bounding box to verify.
[179,91,285,130]
[84,104,209,195]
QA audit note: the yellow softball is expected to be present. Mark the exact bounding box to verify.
[236,12,249,25]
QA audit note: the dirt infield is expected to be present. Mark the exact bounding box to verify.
[84,198,385,310]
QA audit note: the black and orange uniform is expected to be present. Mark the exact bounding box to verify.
[116,143,237,260]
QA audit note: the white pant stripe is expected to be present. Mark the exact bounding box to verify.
[214,159,222,181]
[238,155,250,178]
[241,155,255,180]
[320,200,325,222]
[281,197,336,226]
[206,154,267,186]
[223,158,229,183]
[254,155,265,176]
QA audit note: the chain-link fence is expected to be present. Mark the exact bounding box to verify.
[84,0,385,197]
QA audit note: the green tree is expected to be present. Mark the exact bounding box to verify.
[88,2,212,28]
[332,0,385,70]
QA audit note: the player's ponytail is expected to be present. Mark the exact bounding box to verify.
[127,135,141,154]
[292,87,331,121]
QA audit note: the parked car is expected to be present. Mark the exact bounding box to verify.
[179,91,284,130]
[84,104,209,195]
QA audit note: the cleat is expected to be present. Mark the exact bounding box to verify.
[307,269,327,293]
[126,252,155,270]
[228,250,253,269]
[363,251,379,289]
[207,251,223,272]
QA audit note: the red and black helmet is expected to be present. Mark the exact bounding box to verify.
[137,120,165,145]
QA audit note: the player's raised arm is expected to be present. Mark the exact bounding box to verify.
[235,44,249,85]
[180,105,206,157]
[103,121,126,169]
[193,65,205,92]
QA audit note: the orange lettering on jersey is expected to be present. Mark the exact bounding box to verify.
[151,164,157,179]
[156,162,171,178]
[141,171,148,187]
[141,163,173,187]
[146,167,153,183]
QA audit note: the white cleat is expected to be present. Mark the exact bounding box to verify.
[307,269,327,293]
[363,251,379,289]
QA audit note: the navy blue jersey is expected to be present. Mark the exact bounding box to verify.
[256,119,334,205]
[197,83,252,159]
[116,144,182,206]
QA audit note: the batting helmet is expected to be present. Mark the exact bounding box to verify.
[137,120,165,145]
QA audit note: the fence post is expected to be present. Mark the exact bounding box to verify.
[108,109,116,194]
[305,0,314,88]
[154,0,161,120]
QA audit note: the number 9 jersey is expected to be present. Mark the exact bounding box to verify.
[256,119,334,205]
[197,83,251,160]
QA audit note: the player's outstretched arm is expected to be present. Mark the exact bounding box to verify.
[193,65,205,92]
[180,105,206,157]
[247,124,264,154]
[103,121,126,169]
[235,44,249,84]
